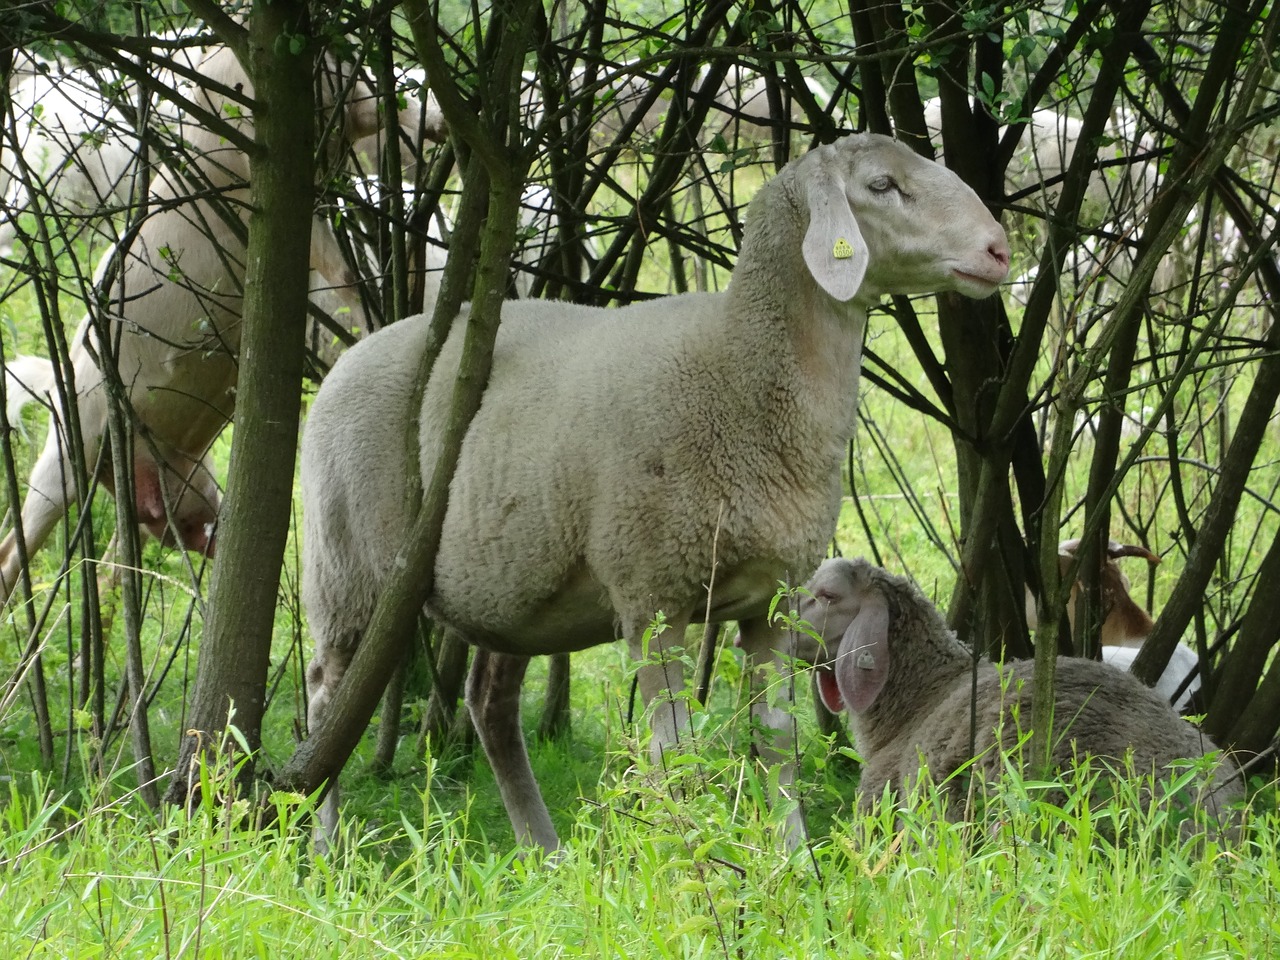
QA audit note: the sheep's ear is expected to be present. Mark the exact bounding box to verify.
[801,168,868,302]
[837,594,890,713]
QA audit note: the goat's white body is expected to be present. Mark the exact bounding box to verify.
[1103,642,1201,713]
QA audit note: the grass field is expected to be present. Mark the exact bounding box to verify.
[1,733,1274,957]
[4,275,1277,952]
[2,471,1275,956]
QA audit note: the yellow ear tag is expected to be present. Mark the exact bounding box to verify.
[832,237,854,260]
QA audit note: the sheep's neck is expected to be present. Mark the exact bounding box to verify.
[724,226,867,446]
[797,293,867,411]
[855,655,970,757]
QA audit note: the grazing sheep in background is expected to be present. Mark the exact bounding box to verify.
[924,98,1244,318]
[347,65,446,184]
[310,71,450,358]
[709,66,835,149]
[1024,538,1202,712]
[1055,538,1202,712]
[0,45,387,605]
[1,54,138,255]
[301,132,1011,853]
[922,98,1157,229]
[0,40,219,256]
[802,557,1240,825]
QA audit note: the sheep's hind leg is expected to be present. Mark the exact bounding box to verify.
[305,643,355,851]
[737,616,806,849]
[467,649,560,854]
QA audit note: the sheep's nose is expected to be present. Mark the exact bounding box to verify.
[988,236,1011,271]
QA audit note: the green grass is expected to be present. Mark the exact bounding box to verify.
[1,743,1274,958]
[3,275,1276,953]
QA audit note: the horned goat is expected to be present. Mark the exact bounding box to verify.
[1024,538,1202,712]
[802,557,1241,827]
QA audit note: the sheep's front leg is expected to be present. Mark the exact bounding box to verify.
[737,616,806,848]
[308,219,365,320]
[0,419,82,604]
[467,649,560,854]
[625,611,692,765]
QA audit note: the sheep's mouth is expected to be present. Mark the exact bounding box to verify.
[815,665,845,714]
[950,268,1003,296]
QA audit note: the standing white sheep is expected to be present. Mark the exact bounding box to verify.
[801,557,1240,825]
[0,40,220,256]
[0,45,386,605]
[301,132,1011,853]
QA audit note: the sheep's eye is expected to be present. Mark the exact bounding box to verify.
[868,175,900,194]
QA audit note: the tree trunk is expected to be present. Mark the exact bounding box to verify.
[274,0,536,806]
[693,621,720,707]
[420,627,471,751]
[1213,529,1280,755]
[166,2,315,804]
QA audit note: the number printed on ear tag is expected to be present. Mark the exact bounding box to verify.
[833,237,854,259]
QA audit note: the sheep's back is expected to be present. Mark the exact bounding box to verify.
[880,656,1240,810]
[63,195,249,459]
[1003,659,1224,773]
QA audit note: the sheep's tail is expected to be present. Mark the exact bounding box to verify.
[3,354,56,426]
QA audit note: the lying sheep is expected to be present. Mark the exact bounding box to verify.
[802,557,1240,825]
[301,132,1011,853]
[0,45,389,605]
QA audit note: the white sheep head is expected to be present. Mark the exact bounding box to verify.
[790,134,1011,305]
[797,556,894,714]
